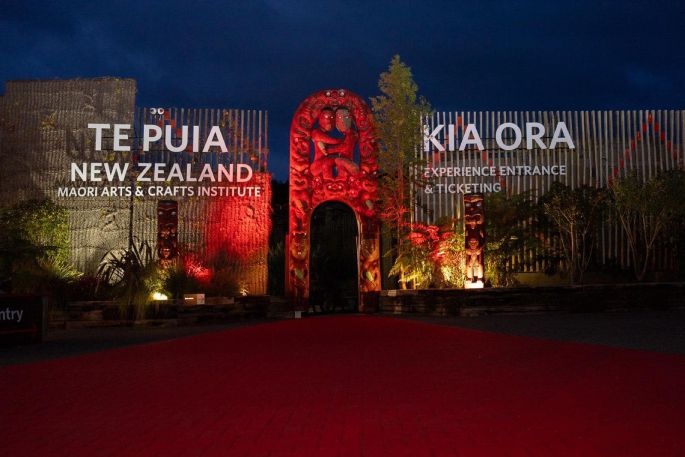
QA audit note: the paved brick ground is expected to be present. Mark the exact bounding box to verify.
[0,321,264,367]
[2,315,685,456]
[401,309,685,354]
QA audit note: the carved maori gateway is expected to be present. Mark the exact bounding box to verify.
[286,89,381,312]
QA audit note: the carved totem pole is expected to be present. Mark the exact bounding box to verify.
[463,193,485,287]
[287,89,381,312]
[157,200,178,268]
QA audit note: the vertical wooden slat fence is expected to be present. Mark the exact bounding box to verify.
[414,110,685,275]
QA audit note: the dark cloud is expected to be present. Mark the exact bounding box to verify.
[1,0,683,179]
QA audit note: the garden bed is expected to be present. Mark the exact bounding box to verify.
[379,282,685,317]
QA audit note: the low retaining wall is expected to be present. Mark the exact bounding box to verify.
[51,296,271,329]
[380,283,685,317]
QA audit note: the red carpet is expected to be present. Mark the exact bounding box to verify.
[1,316,684,456]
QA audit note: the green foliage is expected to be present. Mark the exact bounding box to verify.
[388,241,434,289]
[159,247,242,299]
[0,199,77,299]
[70,275,113,301]
[162,260,201,299]
[433,226,467,288]
[97,239,153,286]
[97,239,162,319]
[371,55,431,177]
[371,55,432,287]
[389,220,466,289]
[0,198,70,263]
[160,249,241,298]
[11,257,82,306]
[539,183,609,284]
[610,170,685,281]
[484,192,540,287]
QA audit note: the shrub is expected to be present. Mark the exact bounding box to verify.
[162,260,202,299]
[389,220,466,289]
[205,268,240,297]
[0,199,80,304]
[0,199,70,260]
[97,239,163,320]
[484,192,541,287]
[11,257,82,307]
[610,170,685,281]
[539,183,609,284]
[69,274,112,301]
[203,250,241,297]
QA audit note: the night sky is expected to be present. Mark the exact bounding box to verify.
[2,0,684,179]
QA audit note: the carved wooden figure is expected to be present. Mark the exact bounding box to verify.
[157,200,178,268]
[463,193,485,285]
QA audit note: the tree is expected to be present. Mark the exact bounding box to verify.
[370,55,431,288]
[610,170,685,281]
[540,183,608,284]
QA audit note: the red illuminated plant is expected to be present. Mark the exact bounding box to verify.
[390,220,466,289]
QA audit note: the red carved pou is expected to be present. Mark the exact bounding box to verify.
[286,89,380,312]
[157,200,178,268]
[463,193,485,285]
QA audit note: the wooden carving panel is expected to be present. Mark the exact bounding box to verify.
[464,193,485,286]
[287,89,380,312]
[157,200,178,267]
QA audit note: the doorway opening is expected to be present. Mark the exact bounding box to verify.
[309,201,359,313]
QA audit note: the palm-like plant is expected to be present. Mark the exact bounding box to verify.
[97,239,162,319]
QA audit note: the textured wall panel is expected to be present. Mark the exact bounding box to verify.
[0,79,271,294]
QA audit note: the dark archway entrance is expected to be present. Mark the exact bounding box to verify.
[309,202,358,312]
